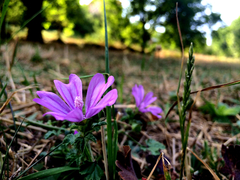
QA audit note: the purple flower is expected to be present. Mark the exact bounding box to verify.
[132,84,162,119]
[33,73,118,122]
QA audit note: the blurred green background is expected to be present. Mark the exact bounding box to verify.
[1,0,240,57]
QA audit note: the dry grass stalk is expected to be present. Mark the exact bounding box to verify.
[187,147,220,180]
[147,153,162,180]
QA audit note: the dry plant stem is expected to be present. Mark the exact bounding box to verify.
[25,142,49,171]
[0,85,35,113]
[4,48,21,103]
[16,155,28,166]
[147,153,162,180]
[187,147,220,180]
[223,132,240,145]
[0,117,47,132]
[172,138,176,171]
[185,151,191,180]
[44,141,53,168]
[101,125,109,180]
[162,153,172,180]
[1,102,36,114]
[175,2,184,95]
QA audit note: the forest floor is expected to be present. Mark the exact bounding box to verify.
[1,39,240,179]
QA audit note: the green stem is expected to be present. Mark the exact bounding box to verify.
[180,121,191,179]
[103,0,115,179]
[179,43,194,180]
[84,141,94,162]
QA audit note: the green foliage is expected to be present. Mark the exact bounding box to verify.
[121,22,143,47]
[121,108,143,132]
[6,0,26,26]
[30,47,43,63]
[141,139,166,155]
[85,0,130,44]
[128,0,221,52]
[199,101,240,122]
[159,0,221,51]
[191,141,223,178]
[43,0,95,37]
[212,16,240,57]
[79,162,104,180]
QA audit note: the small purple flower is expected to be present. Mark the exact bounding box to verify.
[132,84,162,119]
[33,73,118,122]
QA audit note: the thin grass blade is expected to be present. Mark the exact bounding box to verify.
[14,142,64,179]
[0,118,24,179]
[0,0,10,44]
[187,147,220,180]
[0,83,7,99]
[18,166,79,180]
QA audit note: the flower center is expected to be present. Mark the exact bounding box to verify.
[74,96,84,109]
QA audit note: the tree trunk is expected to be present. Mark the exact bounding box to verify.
[21,0,44,43]
[140,18,150,54]
[0,17,7,42]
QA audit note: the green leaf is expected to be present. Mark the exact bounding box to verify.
[145,139,165,156]
[216,103,240,116]
[70,124,78,130]
[92,121,107,132]
[44,130,57,139]
[92,121,107,127]
[19,166,79,180]
[237,121,240,127]
[63,134,76,145]
[79,162,104,180]
[85,133,97,143]
[33,163,44,171]
[131,122,141,133]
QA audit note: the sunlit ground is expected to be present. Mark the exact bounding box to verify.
[13,28,240,64]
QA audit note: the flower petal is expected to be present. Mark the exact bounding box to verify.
[65,108,84,122]
[54,74,82,109]
[142,106,163,119]
[143,92,157,107]
[43,112,66,120]
[85,89,118,119]
[33,91,70,114]
[132,84,144,108]
[85,73,114,112]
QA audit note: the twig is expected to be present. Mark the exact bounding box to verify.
[101,125,109,180]
[172,138,176,171]
[0,117,47,132]
[147,153,162,180]
[187,147,220,180]
[25,142,49,170]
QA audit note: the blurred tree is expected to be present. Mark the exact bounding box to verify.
[6,0,26,25]
[0,0,7,41]
[129,0,151,53]
[21,0,44,43]
[211,27,231,57]
[211,16,240,57]
[86,0,130,44]
[105,0,130,42]
[43,0,95,42]
[129,0,221,52]
[1,0,25,41]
